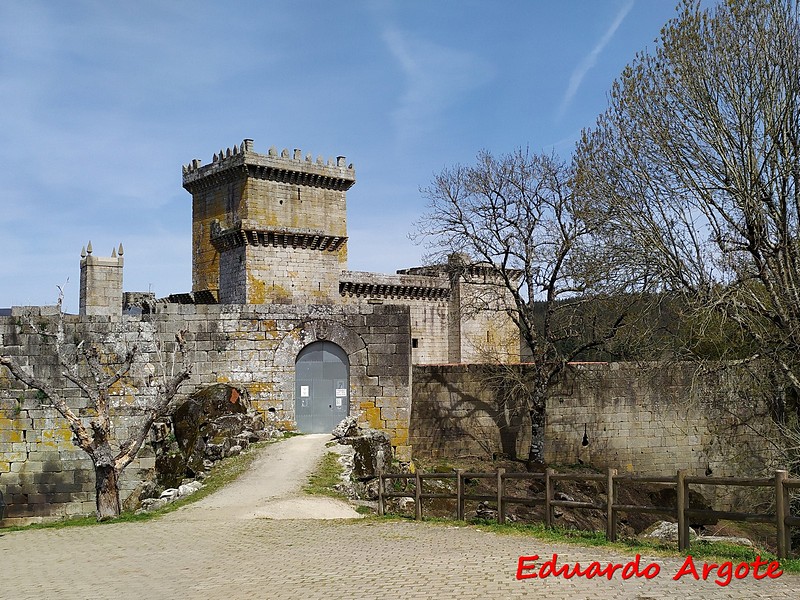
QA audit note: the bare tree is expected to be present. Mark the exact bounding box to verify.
[575,0,800,442]
[0,290,191,519]
[416,149,632,465]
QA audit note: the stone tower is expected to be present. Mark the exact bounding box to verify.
[79,242,124,318]
[182,139,355,304]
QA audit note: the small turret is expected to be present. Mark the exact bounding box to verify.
[79,241,124,318]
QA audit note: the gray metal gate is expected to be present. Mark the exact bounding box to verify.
[294,341,350,433]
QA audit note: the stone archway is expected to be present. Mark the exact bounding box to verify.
[294,341,350,433]
[273,318,367,429]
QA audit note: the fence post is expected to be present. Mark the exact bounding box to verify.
[456,469,465,520]
[415,470,422,521]
[497,468,506,524]
[378,473,385,517]
[677,469,689,552]
[775,470,789,559]
[607,467,617,542]
[545,468,554,528]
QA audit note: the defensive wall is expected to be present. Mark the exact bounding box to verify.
[0,302,410,523]
[410,363,783,481]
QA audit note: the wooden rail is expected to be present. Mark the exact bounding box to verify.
[377,468,800,559]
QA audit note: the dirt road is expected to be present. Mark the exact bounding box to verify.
[175,433,362,521]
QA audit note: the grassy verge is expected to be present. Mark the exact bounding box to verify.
[303,451,346,498]
[373,514,800,573]
[0,438,278,533]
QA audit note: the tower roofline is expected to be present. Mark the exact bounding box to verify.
[182,139,356,193]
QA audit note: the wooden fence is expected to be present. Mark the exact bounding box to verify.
[377,468,800,559]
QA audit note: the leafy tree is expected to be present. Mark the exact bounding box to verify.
[416,149,633,464]
[0,291,190,519]
[575,0,800,440]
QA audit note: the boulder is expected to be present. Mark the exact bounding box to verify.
[696,535,754,547]
[178,482,203,497]
[155,447,186,489]
[160,488,179,501]
[138,497,168,512]
[343,429,392,481]
[641,520,697,542]
[226,444,242,458]
[171,384,249,475]
[332,415,360,439]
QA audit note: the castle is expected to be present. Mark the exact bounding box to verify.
[0,139,519,521]
[0,140,785,524]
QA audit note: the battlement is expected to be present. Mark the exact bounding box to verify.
[182,138,356,192]
[339,271,450,301]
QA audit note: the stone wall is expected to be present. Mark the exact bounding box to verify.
[220,240,345,305]
[339,270,451,364]
[0,302,411,524]
[410,363,783,481]
[79,248,124,318]
[410,364,529,460]
[449,280,521,364]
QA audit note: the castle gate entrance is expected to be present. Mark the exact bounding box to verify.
[294,341,350,433]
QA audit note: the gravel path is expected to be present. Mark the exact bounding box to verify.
[175,433,362,521]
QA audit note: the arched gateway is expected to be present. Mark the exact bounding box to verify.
[294,341,350,433]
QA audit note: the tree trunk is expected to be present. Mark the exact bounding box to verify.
[95,464,121,520]
[527,405,546,467]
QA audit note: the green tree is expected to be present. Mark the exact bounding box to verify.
[575,0,800,440]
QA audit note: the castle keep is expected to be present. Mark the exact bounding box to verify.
[176,139,519,365]
[0,139,784,524]
[0,139,519,523]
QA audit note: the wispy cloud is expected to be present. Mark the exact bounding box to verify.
[557,0,634,120]
[382,28,493,146]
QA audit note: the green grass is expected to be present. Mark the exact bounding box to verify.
[303,451,346,498]
[0,438,279,533]
[370,514,800,573]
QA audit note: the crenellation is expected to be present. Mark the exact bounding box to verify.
[1,137,521,524]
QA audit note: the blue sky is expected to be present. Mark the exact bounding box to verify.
[0,0,680,312]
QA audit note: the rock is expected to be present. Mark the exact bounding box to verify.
[476,501,498,520]
[168,383,254,476]
[121,479,159,513]
[178,482,203,497]
[211,414,250,436]
[641,520,697,542]
[205,436,231,461]
[226,444,242,458]
[139,481,159,500]
[155,449,186,489]
[339,429,392,481]
[396,496,415,512]
[332,415,360,439]
[696,535,754,547]
[140,498,168,512]
[234,433,251,450]
[554,492,574,502]
[160,488,179,502]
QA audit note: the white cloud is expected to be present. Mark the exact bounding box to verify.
[557,0,634,120]
[382,28,494,146]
